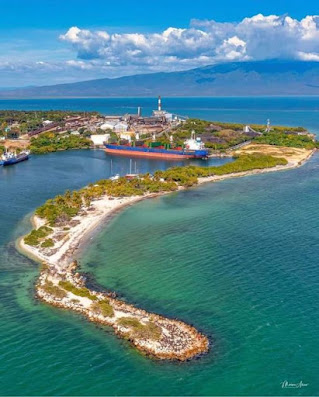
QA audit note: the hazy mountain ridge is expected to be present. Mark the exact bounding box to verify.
[1,60,319,97]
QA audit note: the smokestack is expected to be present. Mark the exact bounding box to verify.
[158,95,162,111]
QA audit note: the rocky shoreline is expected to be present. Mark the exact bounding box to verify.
[36,261,209,361]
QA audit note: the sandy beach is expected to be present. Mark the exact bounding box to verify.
[18,191,210,361]
[17,147,315,361]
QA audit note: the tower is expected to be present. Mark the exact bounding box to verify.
[158,96,162,112]
[266,119,271,133]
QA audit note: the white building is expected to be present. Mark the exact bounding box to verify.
[100,121,117,131]
[114,122,128,132]
[90,134,110,146]
[164,113,173,122]
[100,121,128,133]
[120,132,132,142]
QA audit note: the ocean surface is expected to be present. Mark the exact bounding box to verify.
[0,97,318,396]
[0,96,319,133]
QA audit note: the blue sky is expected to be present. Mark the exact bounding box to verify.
[0,0,318,87]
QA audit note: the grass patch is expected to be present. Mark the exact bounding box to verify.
[58,280,98,300]
[117,317,161,340]
[42,281,67,299]
[91,300,114,317]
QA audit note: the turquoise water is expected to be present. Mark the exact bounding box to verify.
[0,97,318,395]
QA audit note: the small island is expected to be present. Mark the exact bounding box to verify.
[18,140,315,361]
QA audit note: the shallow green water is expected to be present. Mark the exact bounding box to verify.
[1,150,318,395]
[79,156,319,396]
[0,150,234,396]
[0,94,319,395]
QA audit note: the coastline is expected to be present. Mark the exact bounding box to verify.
[18,191,211,361]
[199,148,315,185]
[17,148,315,361]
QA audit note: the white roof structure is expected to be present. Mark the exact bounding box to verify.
[90,134,110,145]
[100,121,117,130]
[114,122,128,132]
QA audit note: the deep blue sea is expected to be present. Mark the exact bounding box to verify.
[0,96,318,133]
[0,97,318,396]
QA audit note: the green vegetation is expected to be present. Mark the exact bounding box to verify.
[30,132,91,154]
[154,154,288,187]
[41,238,54,248]
[117,317,162,340]
[255,132,316,149]
[32,154,287,228]
[0,110,98,137]
[91,300,114,317]
[58,280,98,300]
[36,189,83,226]
[24,226,53,246]
[172,118,310,150]
[42,281,67,299]
[172,119,250,150]
[35,178,178,226]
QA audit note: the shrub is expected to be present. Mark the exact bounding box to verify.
[30,132,91,154]
[255,132,315,149]
[41,238,54,248]
[42,281,67,299]
[32,153,289,228]
[58,280,98,300]
[91,300,114,317]
[24,226,53,246]
[157,154,288,186]
[117,317,161,340]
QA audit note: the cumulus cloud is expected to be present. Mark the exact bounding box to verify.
[2,13,319,87]
[59,14,319,72]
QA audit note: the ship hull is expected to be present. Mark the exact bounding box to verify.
[104,144,208,160]
[2,154,29,166]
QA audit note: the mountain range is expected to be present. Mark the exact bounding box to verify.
[1,60,319,97]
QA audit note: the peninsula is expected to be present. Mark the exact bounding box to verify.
[18,145,314,361]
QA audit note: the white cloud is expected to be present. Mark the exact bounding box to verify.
[2,14,319,87]
[298,51,319,61]
[59,14,319,71]
[216,36,248,60]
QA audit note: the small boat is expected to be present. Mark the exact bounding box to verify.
[125,173,139,180]
[109,159,120,180]
[109,174,120,181]
[1,150,30,166]
[125,159,139,179]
